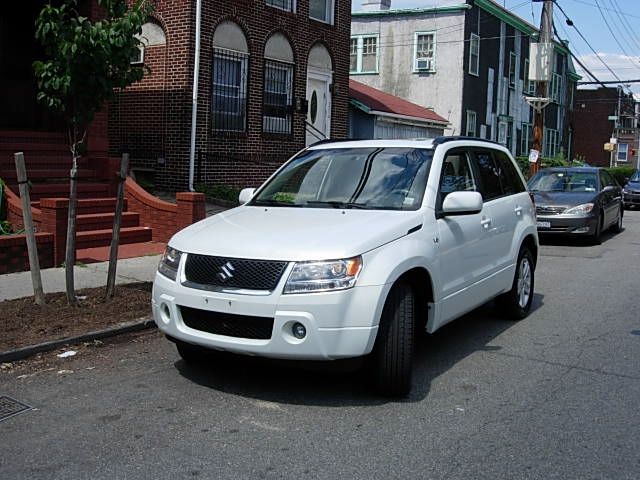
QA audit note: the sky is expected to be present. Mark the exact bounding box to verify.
[352,0,640,98]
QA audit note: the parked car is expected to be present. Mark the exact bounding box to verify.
[153,138,538,396]
[623,169,640,209]
[528,167,623,243]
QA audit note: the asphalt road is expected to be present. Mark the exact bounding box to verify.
[2,210,640,480]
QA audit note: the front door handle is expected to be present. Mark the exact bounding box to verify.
[481,217,492,229]
[514,206,523,216]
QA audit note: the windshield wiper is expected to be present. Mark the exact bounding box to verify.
[252,199,300,207]
[305,200,370,209]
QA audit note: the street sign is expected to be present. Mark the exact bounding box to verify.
[610,137,617,144]
[528,149,540,163]
[604,143,615,151]
[608,115,618,121]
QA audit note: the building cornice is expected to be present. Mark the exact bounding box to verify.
[352,4,470,18]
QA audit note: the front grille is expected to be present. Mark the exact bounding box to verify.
[536,205,566,215]
[179,306,274,340]
[184,254,288,291]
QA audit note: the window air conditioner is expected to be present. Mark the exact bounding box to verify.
[416,58,433,71]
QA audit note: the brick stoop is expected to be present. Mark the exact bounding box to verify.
[2,130,205,270]
[76,241,166,264]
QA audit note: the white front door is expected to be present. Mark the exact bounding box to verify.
[306,70,331,146]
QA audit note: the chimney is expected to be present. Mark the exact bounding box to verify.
[361,0,391,12]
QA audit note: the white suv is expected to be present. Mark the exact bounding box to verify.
[152,138,538,396]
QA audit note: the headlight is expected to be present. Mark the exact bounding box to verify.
[563,203,594,216]
[284,256,363,294]
[623,188,630,194]
[158,246,182,280]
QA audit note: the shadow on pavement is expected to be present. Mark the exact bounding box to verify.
[538,228,621,247]
[175,293,544,406]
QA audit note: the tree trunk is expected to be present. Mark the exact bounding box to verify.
[65,152,79,306]
[105,153,129,299]
[15,152,46,305]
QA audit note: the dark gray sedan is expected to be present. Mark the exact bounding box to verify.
[623,169,640,209]
[528,167,623,243]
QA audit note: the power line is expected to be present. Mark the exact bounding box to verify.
[608,0,640,52]
[554,1,623,82]
[566,0,640,20]
[592,0,637,67]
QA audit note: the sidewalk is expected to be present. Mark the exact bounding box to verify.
[0,254,161,302]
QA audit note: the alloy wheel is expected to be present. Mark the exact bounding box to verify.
[517,257,532,309]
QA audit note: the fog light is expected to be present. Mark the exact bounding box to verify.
[573,226,589,233]
[160,303,172,324]
[292,322,306,339]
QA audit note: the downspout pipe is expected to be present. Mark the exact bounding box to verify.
[188,0,203,192]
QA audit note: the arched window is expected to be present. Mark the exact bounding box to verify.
[132,21,166,64]
[212,21,249,132]
[263,33,294,135]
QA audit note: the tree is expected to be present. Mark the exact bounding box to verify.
[34,0,152,305]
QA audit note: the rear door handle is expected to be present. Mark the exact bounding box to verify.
[514,206,523,216]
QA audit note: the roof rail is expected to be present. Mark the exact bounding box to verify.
[432,136,502,147]
[309,138,364,147]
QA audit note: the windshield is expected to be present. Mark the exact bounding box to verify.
[250,147,433,210]
[528,170,598,193]
[630,170,640,182]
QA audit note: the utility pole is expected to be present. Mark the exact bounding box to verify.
[531,0,553,176]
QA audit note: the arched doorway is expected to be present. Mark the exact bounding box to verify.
[306,44,333,146]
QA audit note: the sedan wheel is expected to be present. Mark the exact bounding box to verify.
[611,204,623,233]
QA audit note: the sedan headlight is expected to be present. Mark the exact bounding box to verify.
[158,246,182,280]
[623,187,630,194]
[284,256,363,294]
[563,203,594,216]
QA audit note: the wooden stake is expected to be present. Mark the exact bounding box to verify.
[105,153,129,298]
[14,152,45,305]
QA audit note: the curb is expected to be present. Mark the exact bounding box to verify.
[0,318,157,363]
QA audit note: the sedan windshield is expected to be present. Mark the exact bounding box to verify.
[630,170,640,182]
[250,147,433,210]
[528,170,598,193]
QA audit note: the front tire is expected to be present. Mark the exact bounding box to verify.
[175,340,210,365]
[589,213,603,245]
[371,282,415,397]
[611,204,623,233]
[497,247,535,320]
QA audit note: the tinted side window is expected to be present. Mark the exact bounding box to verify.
[472,150,503,201]
[494,151,526,194]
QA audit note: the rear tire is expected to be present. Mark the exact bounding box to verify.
[496,247,535,320]
[371,282,415,397]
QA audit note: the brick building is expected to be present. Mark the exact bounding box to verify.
[109,0,351,192]
[573,87,639,168]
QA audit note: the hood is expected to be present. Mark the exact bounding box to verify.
[169,206,423,261]
[625,180,640,190]
[532,191,597,208]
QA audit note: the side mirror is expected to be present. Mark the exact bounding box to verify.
[441,191,483,216]
[603,185,616,193]
[238,188,256,204]
[624,177,630,183]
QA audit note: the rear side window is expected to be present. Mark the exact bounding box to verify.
[472,150,503,201]
[494,151,526,194]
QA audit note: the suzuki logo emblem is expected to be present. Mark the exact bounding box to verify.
[217,262,235,282]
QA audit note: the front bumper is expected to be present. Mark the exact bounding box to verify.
[535,214,598,235]
[152,270,383,360]
[623,191,640,207]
